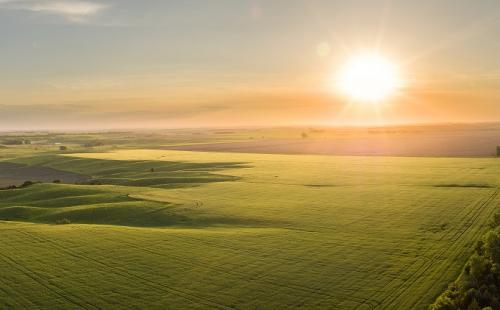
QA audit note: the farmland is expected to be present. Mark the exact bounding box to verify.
[0,141,499,309]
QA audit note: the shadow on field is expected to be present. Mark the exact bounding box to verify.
[0,156,268,228]
[0,184,276,228]
[10,155,249,189]
[0,162,88,187]
[432,183,494,188]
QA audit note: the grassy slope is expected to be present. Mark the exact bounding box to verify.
[1,149,500,309]
[0,183,272,228]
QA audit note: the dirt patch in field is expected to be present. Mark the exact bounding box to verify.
[0,162,88,187]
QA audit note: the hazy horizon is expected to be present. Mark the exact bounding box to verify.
[2,120,500,133]
[2,0,500,130]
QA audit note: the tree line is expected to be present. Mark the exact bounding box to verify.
[430,213,500,309]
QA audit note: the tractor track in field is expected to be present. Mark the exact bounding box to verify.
[404,189,500,309]
[108,241,375,309]
[98,234,379,309]
[375,189,497,308]
[372,189,499,309]
[0,250,96,309]
[0,275,33,308]
[357,190,488,309]
[2,187,497,309]
[12,229,232,310]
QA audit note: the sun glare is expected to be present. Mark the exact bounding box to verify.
[336,54,401,102]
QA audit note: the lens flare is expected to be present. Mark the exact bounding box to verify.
[336,54,401,102]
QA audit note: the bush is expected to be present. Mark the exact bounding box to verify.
[20,181,35,188]
[0,185,17,190]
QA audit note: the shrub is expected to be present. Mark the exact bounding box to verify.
[20,181,35,188]
[0,185,17,190]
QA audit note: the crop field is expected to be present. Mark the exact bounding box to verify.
[0,147,499,309]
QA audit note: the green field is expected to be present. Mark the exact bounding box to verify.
[1,148,499,309]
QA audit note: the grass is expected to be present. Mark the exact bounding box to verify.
[0,148,499,309]
[0,183,268,228]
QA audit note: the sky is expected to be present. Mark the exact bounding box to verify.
[1,0,500,130]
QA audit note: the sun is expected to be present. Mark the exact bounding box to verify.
[336,53,401,102]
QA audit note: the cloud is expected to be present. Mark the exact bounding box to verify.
[0,0,109,22]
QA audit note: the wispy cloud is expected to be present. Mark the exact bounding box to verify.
[0,0,109,23]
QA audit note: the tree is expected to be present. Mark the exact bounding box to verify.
[21,181,35,188]
[484,230,500,264]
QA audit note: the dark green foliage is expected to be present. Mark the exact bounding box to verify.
[430,215,500,310]
[21,181,35,188]
[0,185,17,190]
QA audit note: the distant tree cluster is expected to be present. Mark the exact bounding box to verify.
[0,181,37,191]
[430,214,500,310]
